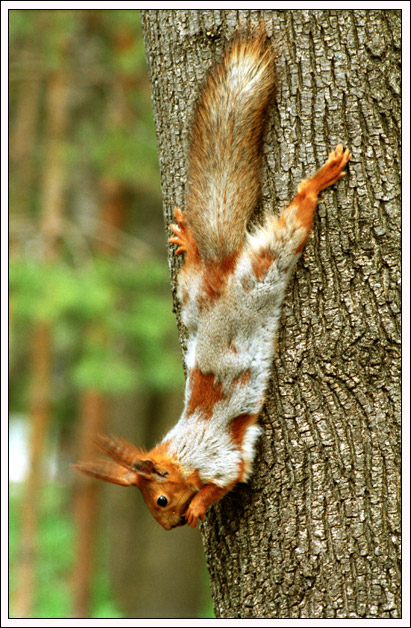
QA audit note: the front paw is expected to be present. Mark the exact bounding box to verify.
[169,210,186,255]
[185,500,206,528]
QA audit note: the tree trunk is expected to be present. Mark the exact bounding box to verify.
[71,181,128,618]
[13,67,69,619]
[72,390,107,618]
[106,389,206,618]
[141,9,401,619]
[13,322,52,618]
[9,50,41,221]
[71,19,134,616]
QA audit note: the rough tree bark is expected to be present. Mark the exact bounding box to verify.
[141,9,401,619]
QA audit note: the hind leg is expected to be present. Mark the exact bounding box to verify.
[242,145,351,280]
[284,144,351,254]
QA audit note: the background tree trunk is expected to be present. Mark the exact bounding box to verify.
[13,65,69,618]
[106,389,207,618]
[72,391,107,618]
[71,178,128,619]
[141,8,401,619]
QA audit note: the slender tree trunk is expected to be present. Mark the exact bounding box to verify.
[71,14,151,615]
[107,389,206,618]
[72,390,107,618]
[9,51,41,219]
[141,9,401,619]
[13,322,52,618]
[71,180,129,618]
[71,18,135,616]
[9,59,42,615]
[13,68,69,618]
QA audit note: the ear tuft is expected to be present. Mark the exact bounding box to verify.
[94,433,146,472]
[72,460,136,487]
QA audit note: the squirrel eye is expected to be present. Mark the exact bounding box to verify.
[157,495,168,508]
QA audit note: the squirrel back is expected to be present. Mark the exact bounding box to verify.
[185,32,275,262]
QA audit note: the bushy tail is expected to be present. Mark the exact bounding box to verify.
[185,31,275,262]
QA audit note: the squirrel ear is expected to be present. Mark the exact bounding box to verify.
[132,459,155,477]
[132,459,169,481]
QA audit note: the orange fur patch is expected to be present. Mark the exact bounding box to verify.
[293,179,318,253]
[251,247,275,280]
[192,482,228,508]
[288,146,350,255]
[186,468,204,490]
[148,440,175,464]
[230,413,259,447]
[94,434,147,469]
[202,250,239,302]
[186,366,224,419]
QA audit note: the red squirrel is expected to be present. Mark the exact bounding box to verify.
[74,32,351,530]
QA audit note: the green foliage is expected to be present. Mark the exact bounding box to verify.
[9,9,38,41]
[10,261,109,324]
[9,257,184,404]
[104,10,148,74]
[72,348,139,394]
[9,483,123,618]
[10,8,161,191]
[8,8,200,621]
[91,126,160,184]
[8,5,182,422]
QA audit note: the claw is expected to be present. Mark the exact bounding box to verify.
[168,207,194,257]
[168,206,201,263]
[313,144,351,193]
[168,233,186,255]
[169,223,181,235]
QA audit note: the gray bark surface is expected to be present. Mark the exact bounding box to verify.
[141,9,401,619]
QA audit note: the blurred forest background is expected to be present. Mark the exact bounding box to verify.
[9,9,211,619]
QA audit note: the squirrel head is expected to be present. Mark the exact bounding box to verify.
[73,434,199,531]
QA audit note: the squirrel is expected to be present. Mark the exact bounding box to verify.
[74,31,351,530]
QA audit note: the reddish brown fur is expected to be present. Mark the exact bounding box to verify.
[186,366,224,418]
[201,250,239,302]
[186,468,203,490]
[288,145,351,254]
[74,29,351,531]
[184,481,235,527]
[93,433,147,469]
[251,247,275,280]
[137,473,198,530]
[72,460,137,487]
[170,210,239,306]
[230,413,259,447]
[147,440,177,468]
